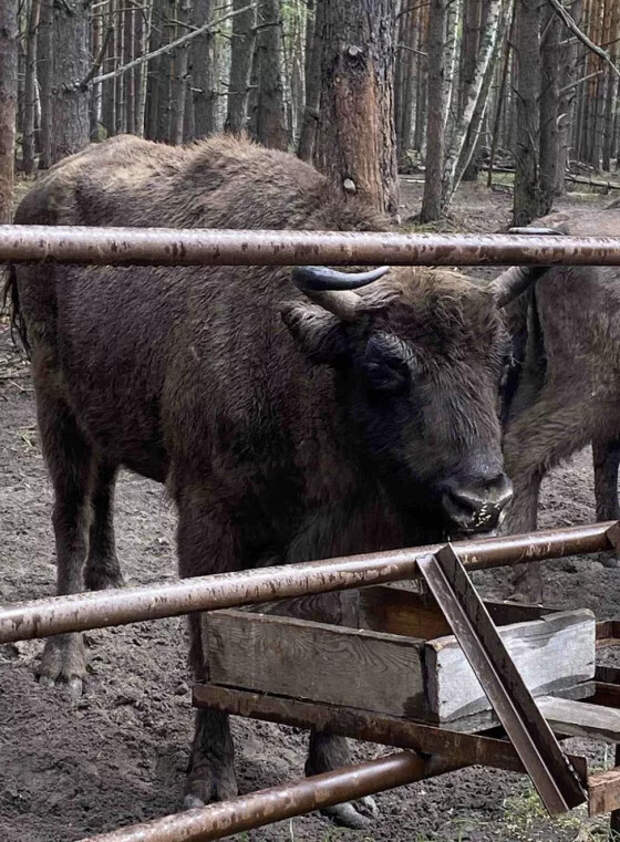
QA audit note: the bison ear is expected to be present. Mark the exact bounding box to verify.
[281,303,349,365]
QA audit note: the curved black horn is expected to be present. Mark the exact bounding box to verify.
[292,265,390,292]
[492,265,550,307]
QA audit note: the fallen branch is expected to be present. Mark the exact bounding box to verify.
[565,173,620,191]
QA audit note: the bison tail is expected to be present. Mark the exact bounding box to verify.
[2,264,31,357]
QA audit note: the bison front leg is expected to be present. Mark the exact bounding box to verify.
[176,492,238,808]
[593,437,620,567]
[306,731,379,828]
[36,394,94,697]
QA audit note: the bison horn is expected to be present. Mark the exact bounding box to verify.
[291,265,390,321]
[492,266,550,307]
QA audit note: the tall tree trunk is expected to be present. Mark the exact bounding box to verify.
[191,0,218,138]
[23,0,41,174]
[38,0,53,167]
[420,0,447,222]
[0,0,18,223]
[487,2,514,186]
[225,0,255,134]
[297,0,321,160]
[170,0,191,144]
[539,6,559,214]
[555,0,582,193]
[513,0,541,227]
[255,0,288,149]
[395,4,416,167]
[135,3,149,136]
[314,0,399,216]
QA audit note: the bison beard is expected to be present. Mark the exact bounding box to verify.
[8,134,533,828]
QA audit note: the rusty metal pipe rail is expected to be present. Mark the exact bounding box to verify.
[0,522,614,645]
[2,225,620,266]
[76,751,458,842]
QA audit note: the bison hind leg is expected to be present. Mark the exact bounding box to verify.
[306,730,379,829]
[594,437,620,567]
[84,459,124,590]
[36,391,95,697]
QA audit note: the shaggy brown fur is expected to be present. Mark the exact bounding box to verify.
[501,212,620,600]
[8,134,518,826]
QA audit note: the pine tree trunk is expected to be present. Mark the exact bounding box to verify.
[255,0,288,149]
[23,0,41,174]
[135,2,149,136]
[225,0,255,134]
[0,0,18,223]
[555,0,582,193]
[314,0,399,216]
[395,5,416,167]
[52,0,90,162]
[513,0,541,226]
[539,8,559,214]
[38,0,53,167]
[420,0,447,222]
[297,0,321,160]
[191,0,218,138]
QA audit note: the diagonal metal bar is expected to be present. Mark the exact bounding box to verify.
[417,545,587,815]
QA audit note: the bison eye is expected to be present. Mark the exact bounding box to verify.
[363,360,409,394]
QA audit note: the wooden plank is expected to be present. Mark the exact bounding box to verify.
[207,609,427,718]
[425,609,595,722]
[240,590,359,627]
[588,768,620,817]
[358,585,549,640]
[538,696,620,743]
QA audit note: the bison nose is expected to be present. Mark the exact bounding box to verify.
[441,474,513,533]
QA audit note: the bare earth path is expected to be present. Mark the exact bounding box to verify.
[1,182,618,842]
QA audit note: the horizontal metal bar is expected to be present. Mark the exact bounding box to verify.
[76,751,458,842]
[193,684,586,778]
[2,225,620,266]
[0,522,614,644]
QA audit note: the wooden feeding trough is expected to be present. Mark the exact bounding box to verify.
[202,585,596,727]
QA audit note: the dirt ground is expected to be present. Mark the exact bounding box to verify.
[1,178,619,842]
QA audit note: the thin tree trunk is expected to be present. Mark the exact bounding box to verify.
[170,0,190,143]
[23,0,41,174]
[513,0,541,226]
[297,0,320,160]
[314,0,399,216]
[191,0,218,137]
[0,0,18,223]
[135,3,149,136]
[441,0,503,210]
[38,0,53,167]
[556,0,582,193]
[442,0,461,138]
[539,6,560,214]
[420,0,448,222]
[395,5,416,166]
[487,2,514,186]
[255,0,288,149]
[225,0,255,134]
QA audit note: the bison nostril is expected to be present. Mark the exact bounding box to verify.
[442,476,513,532]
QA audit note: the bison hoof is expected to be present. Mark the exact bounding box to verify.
[37,633,86,698]
[323,795,379,829]
[183,773,238,810]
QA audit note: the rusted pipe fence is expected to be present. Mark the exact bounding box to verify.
[0,521,614,645]
[77,751,459,842]
[2,225,620,266]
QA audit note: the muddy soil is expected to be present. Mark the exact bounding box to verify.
[1,180,619,842]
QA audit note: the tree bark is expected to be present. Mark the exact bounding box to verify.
[255,0,288,149]
[555,0,582,193]
[395,5,416,167]
[420,0,447,222]
[314,0,399,217]
[170,0,191,144]
[38,0,53,167]
[297,0,321,160]
[191,0,218,138]
[513,0,541,227]
[539,6,560,214]
[0,0,18,223]
[23,0,41,174]
[225,0,255,134]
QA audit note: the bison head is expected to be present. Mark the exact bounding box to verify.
[282,264,544,538]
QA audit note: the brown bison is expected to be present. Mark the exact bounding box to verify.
[7,134,532,826]
[500,212,620,601]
